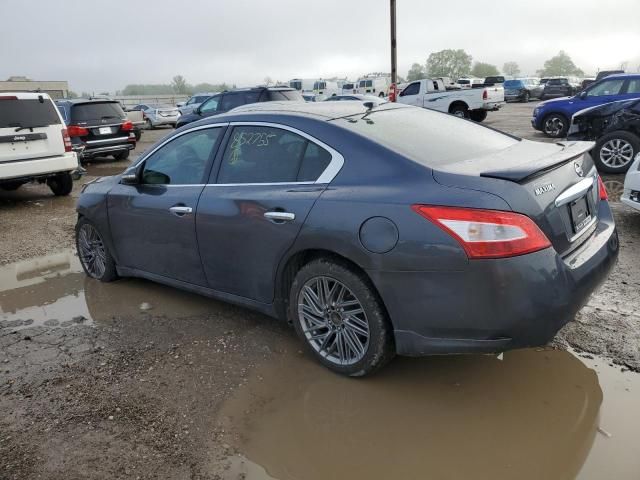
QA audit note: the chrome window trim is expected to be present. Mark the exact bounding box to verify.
[554,173,597,207]
[225,121,344,185]
[126,123,230,172]
[85,136,130,145]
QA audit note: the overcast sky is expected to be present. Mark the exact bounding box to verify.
[2,0,639,93]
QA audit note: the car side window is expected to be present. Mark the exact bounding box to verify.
[625,79,640,94]
[199,95,221,114]
[587,79,624,97]
[401,82,420,96]
[217,126,332,184]
[141,128,221,185]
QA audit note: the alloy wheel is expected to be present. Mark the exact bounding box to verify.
[298,276,370,366]
[77,223,107,279]
[600,139,634,169]
[543,116,565,136]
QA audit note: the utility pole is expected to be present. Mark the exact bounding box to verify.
[390,0,397,84]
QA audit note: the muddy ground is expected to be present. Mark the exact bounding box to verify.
[1,105,640,479]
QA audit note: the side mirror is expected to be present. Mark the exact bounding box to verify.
[121,162,143,185]
[579,91,587,99]
[193,106,201,115]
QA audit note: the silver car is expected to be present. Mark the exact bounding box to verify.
[131,103,180,129]
[178,93,217,115]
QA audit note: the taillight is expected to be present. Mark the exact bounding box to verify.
[121,120,133,131]
[412,205,551,259]
[67,125,89,137]
[0,95,18,100]
[61,128,73,152]
[482,90,488,100]
[598,175,608,201]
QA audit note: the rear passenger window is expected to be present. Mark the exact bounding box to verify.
[625,79,640,94]
[217,126,332,184]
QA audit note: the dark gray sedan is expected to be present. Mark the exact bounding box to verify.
[76,102,618,376]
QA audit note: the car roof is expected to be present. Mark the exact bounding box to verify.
[224,86,296,93]
[216,101,406,121]
[56,98,119,106]
[597,73,640,80]
[1,92,53,100]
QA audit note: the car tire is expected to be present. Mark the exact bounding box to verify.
[469,110,488,122]
[542,113,569,138]
[75,217,118,282]
[521,91,530,103]
[449,104,469,119]
[114,150,130,161]
[593,131,640,174]
[289,258,395,376]
[145,119,154,130]
[47,172,73,196]
[134,129,142,141]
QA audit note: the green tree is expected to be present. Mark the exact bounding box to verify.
[471,62,500,78]
[171,75,188,94]
[406,63,426,82]
[503,61,520,77]
[426,49,472,80]
[537,51,584,77]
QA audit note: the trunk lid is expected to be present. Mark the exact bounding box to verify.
[433,140,600,256]
[0,95,65,162]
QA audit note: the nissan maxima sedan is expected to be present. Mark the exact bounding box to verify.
[76,102,618,376]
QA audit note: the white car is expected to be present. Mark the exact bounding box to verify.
[0,92,78,195]
[130,103,180,129]
[622,153,640,212]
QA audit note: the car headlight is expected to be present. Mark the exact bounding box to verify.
[533,108,539,116]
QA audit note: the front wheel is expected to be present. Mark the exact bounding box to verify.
[469,110,488,122]
[76,218,118,282]
[594,131,639,174]
[47,172,73,196]
[521,91,530,103]
[542,113,568,138]
[289,258,395,376]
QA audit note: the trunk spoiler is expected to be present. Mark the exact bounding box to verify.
[480,141,594,183]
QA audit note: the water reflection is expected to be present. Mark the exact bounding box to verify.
[219,347,602,480]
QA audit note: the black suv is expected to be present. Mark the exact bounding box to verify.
[55,99,136,161]
[540,78,576,100]
[175,87,303,128]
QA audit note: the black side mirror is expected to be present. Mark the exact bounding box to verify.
[121,162,143,185]
[579,91,587,99]
[193,106,201,115]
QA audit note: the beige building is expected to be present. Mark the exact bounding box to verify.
[0,76,69,99]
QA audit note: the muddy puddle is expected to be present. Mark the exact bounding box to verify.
[217,340,640,480]
[0,249,221,331]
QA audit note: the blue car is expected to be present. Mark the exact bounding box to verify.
[532,74,640,138]
[75,102,617,376]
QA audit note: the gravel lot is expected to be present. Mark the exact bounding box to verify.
[1,105,639,479]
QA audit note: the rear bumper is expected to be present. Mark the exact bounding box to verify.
[483,101,504,111]
[81,142,134,159]
[621,156,640,211]
[150,116,179,126]
[369,201,619,356]
[0,152,78,181]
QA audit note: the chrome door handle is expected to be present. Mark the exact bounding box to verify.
[169,206,193,216]
[264,211,295,222]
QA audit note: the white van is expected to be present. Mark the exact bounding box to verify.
[356,76,390,97]
[289,79,316,92]
[0,92,78,195]
[313,80,340,100]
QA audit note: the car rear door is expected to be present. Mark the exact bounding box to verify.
[196,122,341,303]
[107,125,225,285]
[0,94,65,163]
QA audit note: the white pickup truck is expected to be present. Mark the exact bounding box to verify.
[396,78,504,122]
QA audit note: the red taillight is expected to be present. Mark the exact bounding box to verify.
[67,125,89,137]
[121,120,133,131]
[61,128,72,152]
[482,89,488,100]
[0,95,18,100]
[598,175,608,201]
[412,205,552,259]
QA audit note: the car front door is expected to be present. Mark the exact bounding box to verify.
[196,123,340,303]
[580,78,626,108]
[398,82,422,107]
[107,125,225,285]
[197,94,222,119]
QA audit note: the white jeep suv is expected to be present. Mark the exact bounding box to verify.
[0,92,78,196]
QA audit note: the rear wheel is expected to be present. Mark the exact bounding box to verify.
[542,113,568,138]
[114,150,130,161]
[76,218,118,282]
[145,119,154,130]
[521,91,530,103]
[47,172,73,196]
[0,181,25,191]
[289,258,394,376]
[449,103,469,119]
[594,131,639,174]
[469,110,488,122]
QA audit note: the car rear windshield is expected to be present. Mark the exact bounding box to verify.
[0,98,61,128]
[547,79,566,86]
[458,79,470,84]
[334,106,519,167]
[343,83,354,89]
[504,80,523,88]
[71,102,125,123]
[269,90,303,101]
